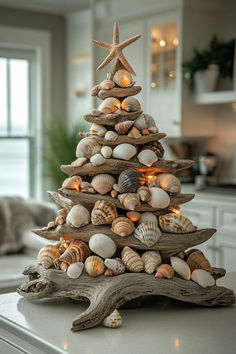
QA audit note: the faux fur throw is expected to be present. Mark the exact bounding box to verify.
[0,196,56,255]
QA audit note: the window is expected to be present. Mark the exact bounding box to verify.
[0,49,36,198]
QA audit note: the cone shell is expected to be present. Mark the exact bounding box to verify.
[191,269,215,288]
[121,246,144,272]
[100,79,115,90]
[76,137,101,158]
[104,258,125,275]
[98,97,120,114]
[155,264,174,279]
[138,212,158,225]
[121,97,141,112]
[115,120,134,134]
[91,200,118,225]
[101,145,113,159]
[112,143,137,160]
[67,262,84,279]
[128,126,142,139]
[111,217,134,237]
[91,174,115,195]
[126,211,141,222]
[85,255,105,277]
[113,69,133,87]
[89,233,116,258]
[170,257,191,280]
[187,250,212,273]
[37,245,60,269]
[134,221,161,247]
[148,187,170,209]
[66,205,90,228]
[137,186,151,202]
[159,213,197,233]
[60,240,90,265]
[141,251,162,274]
[105,130,118,142]
[118,169,144,193]
[102,309,122,328]
[90,153,105,166]
[62,176,82,190]
[90,123,107,137]
[155,174,181,195]
[137,149,158,167]
[118,193,141,210]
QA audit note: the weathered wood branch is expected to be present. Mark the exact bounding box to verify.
[84,110,142,126]
[79,132,166,145]
[97,86,142,99]
[47,191,75,210]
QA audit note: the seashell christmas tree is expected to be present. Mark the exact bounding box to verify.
[18,21,235,332]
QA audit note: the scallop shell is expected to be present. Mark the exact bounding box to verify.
[191,269,215,288]
[115,120,134,134]
[138,212,158,225]
[90,123,107,137]
[137,149,158,167]
[91,174,115,195]
[67,262,84,279]
[170,257,191,280]
[134,221,161,247]
[90,153,105,166]
[121,97,141,112]
[133,113,156,131]
[118,193,141,210]
[105,130,118,142]
[62,176,82,190]
[112,143,137,160]
[187,250,212,273]
[104,258,125,275]
[71,157,87,167]
[137,186,151,202]
[118,169,144,193]
[66,205,90,228]
[159,213,197,233]
[141,251,162,274]
[148,187,170,209]
[111,217,134,237]
[91,200,118,225]
[85,255,105,277]
[113,69,133,87]
[60,240,90,264]
[155,174,181,195]
[102,309,122,328]
[100,79,115,90]
[121,246,144,272]
[155,264,174,279]
[89,233,116,258]
[98,97,120,114]
[128,126,142,139]
[37,245,60,269]
[101,146,113,159]
[126,211,141,222]
[76,137,101,158]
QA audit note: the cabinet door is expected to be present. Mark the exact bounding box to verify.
[215,237,236,272]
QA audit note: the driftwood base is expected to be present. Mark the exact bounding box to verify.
[17,265,235,332]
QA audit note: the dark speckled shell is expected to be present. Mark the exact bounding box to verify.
[118,169,144,193]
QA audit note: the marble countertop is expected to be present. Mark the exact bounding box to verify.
[0,273,236,354]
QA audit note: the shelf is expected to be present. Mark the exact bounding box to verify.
[194,90,236,105]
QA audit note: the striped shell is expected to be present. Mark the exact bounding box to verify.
[102,309,122,328]
[118,193,141,210]
[91,200,118,225]
[111,217,134,237]
[121,97,141,112]
[118,169,144,193]
[90,123,107,137]
[141,141,164,159]
[155,174,181,195]
[170,257,191,280]
[101,146,113,159]
[91,174,115,195]
[138,212,158,225]
[66,205,90,228]
[141,251,162,274]
[148,187,170,209]
[37,245,60,269]
[61,176,82,190]
[115,120,134,134]
[59,240,90,265]
[121,246,144,272]
[105,131,118,142]
[159,213,197,233]
[85,255,105,277]
[137,149,158,167]
[76,137,101,158]
[104,258,125,275]
[128,126,142,139]
[98,97,120,114]
[155,264,174,279]
[187,250,212,273]
[112,143,137,160]
[191,269,215,288]
[134,221,161,247]
[113,69,133,87]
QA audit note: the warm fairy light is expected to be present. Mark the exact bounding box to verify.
[121,75,131,87]
[151,82,156,88]
[146,175,157,183]
[169,70,175,78]
[170,207,182,215]
[173,37,179,46]
[60,241,69,250]
[159,39,166,47]
[72,182,80,191]
[174,338,180,350]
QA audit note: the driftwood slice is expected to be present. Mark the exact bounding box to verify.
[97,86,142,99]
[84,110,142,126]
[17,264,235,331]
[61,159,193,176]
[79,132,166,145]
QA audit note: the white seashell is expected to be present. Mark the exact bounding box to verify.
[170,257,191,280]
[90,153,105,166]
[121,97,141,112]
[149,126,158,133]
[89,233,116,258]
[141,251,162,274]
[67,262,84,279]
[137,149,158,167]
[138,212,158,225]
[118,193,141,210]
[76,137,101,158]
[62,176,82,190]
[66,205,90,228]
[90,123,107,137]
[71,157,87,167]
[100,79,115,90]
[191,269,215,288]
[102,309,122,328]
[137,186,151,202]
[133,113,156,131]
[148,187,170,209]
[113,69,133,88]
[101,146,112,159]
[159,213,197,233]
[105,131,118,142]
[85,255,104,277]
[155,174,181,195]
[134,221,161,247]
[112,143,137,160]
[98,97,121,114]
[104,258,125,275]
[91,174,115,195]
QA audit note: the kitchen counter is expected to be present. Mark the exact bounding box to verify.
[0,273,236,354]
[182,183,236,204]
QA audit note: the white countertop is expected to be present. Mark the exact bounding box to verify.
[181,183,236,203]
[0,273,236,354]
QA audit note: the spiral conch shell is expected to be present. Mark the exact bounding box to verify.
[91,174,115,195]
[76,137,101,158]
[113,69,133,88]
[155,174,181,195]
[102,309,122,328]
[85,255,105,277]
[121,97,141,112]
[170,257,191,280]
[155,264,174,279]
[37,245,60,269]
[115,120,134,134]
[90,123,107,137]
[66,205,90,228]
[121,246,144,272]
[104,258,125,275]
[112,143,137,160]
[60,240,90,265]
[118,193,141,210]
[134,221,161,247]
[111,217,134,237]
[159,213,197,233]
[141,251,162,274]
[61,176,82,190]
[187,250,212,273]
[98,97,120,114]
[91,200,118,225]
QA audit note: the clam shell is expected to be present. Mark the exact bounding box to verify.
[62,176,82,190]
[118,169,144,193]
[128,126,142,139]
[118,193,141,210]
[76,137,101,158]
[101,145,113,159]
[155,174,181,195]
[67,262,84,279]
[121,246,144,272]
[159,213,197,233]
[60,240,90,264]
[37,245,60,269]
[137,149,158,167]
[138,212,158,225]
[115,120,134,134]
[133,113,156,131]
[98,97,120,114]
[155,264,174,279]
[90,153,105,166]
[187,250,212,273]
[66,205,90,228]
[89,233,116,258]
[111,217,134,237]
[148,187,170,209]
[91,200,118,225]
[113,69,133,87]
[137,186,151,202]
[141,141,164,159]
[112,143,137,160]
[85,255,105,277]
[91,174,115,195]
[170,257,191,280]
[141,251,162,274]
[100,79,115,90]
[121,97,141,112]
[191,269,215,288]
[90,123,107,137]
[71,157,87,167]
[105,130,118,142]
[102,309,122,328]
[104,258,125,275]
[134,221,161,247]
[126,211,141,222]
